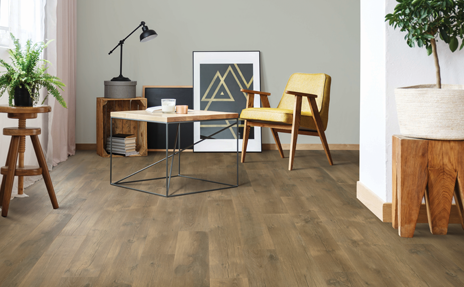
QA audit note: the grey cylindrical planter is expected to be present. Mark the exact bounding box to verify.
[104,81,137,98]
[395,84,464,140]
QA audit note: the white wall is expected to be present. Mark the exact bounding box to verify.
[360,0,464,203]
[76,0,360,145]
[359,0,387,201]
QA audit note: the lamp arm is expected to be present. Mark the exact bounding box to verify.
[108,21,145,55]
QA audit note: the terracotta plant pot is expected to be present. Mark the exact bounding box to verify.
[14,86,34,107]
[395,84,464,140]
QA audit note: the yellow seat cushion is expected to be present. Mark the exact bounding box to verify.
[240,107,323,131]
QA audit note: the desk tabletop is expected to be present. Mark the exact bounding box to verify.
[111,109,239,123]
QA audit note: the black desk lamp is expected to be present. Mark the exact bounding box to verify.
[108,21,157,81]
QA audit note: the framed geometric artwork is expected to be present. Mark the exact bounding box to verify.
[193,51,262,152]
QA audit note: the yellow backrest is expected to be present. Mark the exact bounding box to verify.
[277,73,331,129]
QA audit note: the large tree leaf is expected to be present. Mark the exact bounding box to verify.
[440,28,450,43]
[450,37,459,52]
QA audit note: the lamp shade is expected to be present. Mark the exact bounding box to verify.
[140,25,157,42]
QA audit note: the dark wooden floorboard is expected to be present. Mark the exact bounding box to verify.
[0,150,463,286]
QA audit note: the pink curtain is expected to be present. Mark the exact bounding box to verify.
[46,0,76,166]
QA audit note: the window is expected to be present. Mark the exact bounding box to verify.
[0,0,9,47]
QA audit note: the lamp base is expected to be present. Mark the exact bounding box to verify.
[111,75,131,81]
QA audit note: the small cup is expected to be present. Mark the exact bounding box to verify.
[161,99,176,113]
[176,105,188,114]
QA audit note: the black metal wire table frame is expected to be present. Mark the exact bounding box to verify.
[109,116,240,197]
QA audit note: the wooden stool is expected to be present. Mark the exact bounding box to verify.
[392,135,464,237]
[0,105,58,217]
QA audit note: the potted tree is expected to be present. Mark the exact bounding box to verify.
[0,33,66,108]
[386,0,464,139]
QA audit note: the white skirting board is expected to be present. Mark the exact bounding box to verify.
[357,181,461,224]
[356,181,387,222]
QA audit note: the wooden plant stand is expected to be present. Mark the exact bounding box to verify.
[96,98,148,157]
[0,105,59,217]
[392,135,464,237]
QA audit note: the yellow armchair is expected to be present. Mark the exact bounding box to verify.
[240,73,333,170]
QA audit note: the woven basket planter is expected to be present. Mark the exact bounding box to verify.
[395,84,464,140]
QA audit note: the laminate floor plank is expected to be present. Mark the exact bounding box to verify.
[290,150,326,171]
[210,278,249,287]
[133,253,175,287]
[55,277,97,287]
[1,150,463,287]
[248,170,288,214]
[231,187,275,250]
[369,244,431,286]
[269,169,305,198]
[208,199,247,279]
[241,249,288,287]
[395,244,464,286]
[18,235,86,287]
[59,181,114,237]
[179,193,209,231]
[322,162,359,185]
[300,168,366,221]
[0,213,72,287]
[143,197,181,255]
[263,214,324,286]
[62,203,131,278]
[172,231,210,287]
[292,212,367,286]
[52,178,99,215]
[418,231,464,271]
[280,196,313,215]
[338,244,404,287]
[93,194,158,286]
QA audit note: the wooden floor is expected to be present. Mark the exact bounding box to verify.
[1,150,464,287]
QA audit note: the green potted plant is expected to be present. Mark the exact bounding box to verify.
[386,0,464,139]
[0,33,66,108]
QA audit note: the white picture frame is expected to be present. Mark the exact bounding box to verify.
[193,51,262,152]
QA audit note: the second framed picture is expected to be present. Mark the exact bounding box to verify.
[193,51,262,152]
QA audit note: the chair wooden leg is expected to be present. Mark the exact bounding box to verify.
[30,135,59,209]
[288,124,300,171]
[319,130,333,166]
[271,128,284,158]
[289,96,302,171]
[241,120,251,163]
[307,97,333,166]
[2,136,20,217]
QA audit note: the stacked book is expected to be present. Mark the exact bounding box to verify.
[106,134,139,156]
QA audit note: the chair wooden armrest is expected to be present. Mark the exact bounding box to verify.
[285,90,317,98]
[241,89,271,96]
[241,89,272,108]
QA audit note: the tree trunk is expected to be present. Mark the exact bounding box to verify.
[431,38,441,89]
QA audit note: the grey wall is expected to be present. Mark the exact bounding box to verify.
[76,0,360,145]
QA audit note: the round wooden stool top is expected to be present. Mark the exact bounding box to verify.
[0,105,51,113]
[0,105,51,120]
[3,127,41,136]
